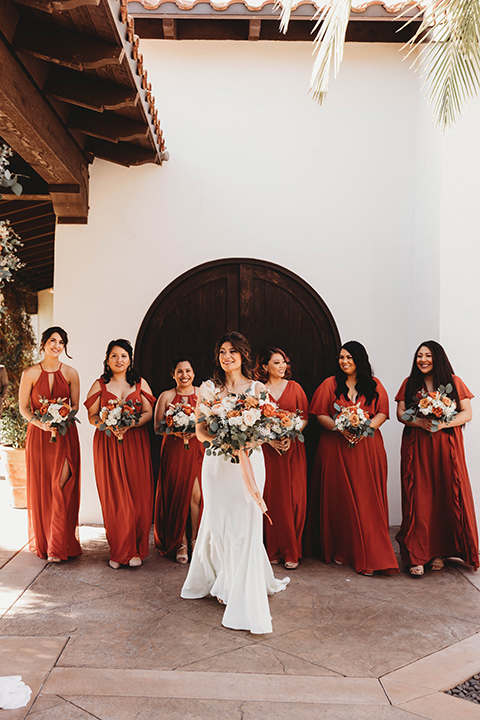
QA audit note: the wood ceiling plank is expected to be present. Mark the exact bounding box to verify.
[44,66,138,112]
[14,15,125,70]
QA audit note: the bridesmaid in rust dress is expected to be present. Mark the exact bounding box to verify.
[396,341,479,576]
[306,341,398,575]
[85,339,155,569]
[255,347,308,569]
[19,326,81,562]
[153,357,203,563]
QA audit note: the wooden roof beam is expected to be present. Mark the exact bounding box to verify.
[163,18,177,39]
[248,18,261,41]
[68,107,148,142]
[13,16,125,70]
[13,0,100,9]
[0,39,89,220]
[86,137,159,166]
[44,66,139,112]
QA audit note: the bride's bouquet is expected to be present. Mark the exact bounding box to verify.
[264,404,305,453]
[402,384,457,431]
[98,398,142,444]
[199,389,273,463]
[34,396,79,443]
[333,402,374,448]
[157,400,196,449]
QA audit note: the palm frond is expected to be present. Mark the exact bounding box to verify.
[310,0,352,104]
[277,0,352,104]
[404,0,480,130]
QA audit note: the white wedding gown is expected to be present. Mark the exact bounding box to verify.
[181,381,289,634]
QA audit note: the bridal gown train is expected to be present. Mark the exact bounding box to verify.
[181,381,289,634]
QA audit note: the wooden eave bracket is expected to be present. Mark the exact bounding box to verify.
[163,18,177,39]
[68,107,149,142]
[248,18,261,40]
[14,16,125,70]
[86,137,159,166]
[44,66,138,112]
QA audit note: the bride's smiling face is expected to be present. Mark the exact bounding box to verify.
[219,342,242,373]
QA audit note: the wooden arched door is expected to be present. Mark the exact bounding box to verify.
[135,258,341,479]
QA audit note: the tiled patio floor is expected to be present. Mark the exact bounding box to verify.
[0,473,479,720]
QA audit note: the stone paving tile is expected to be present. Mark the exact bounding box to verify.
[27,695,94,720]
[30,696,421,720]
[262,601,480,678]
[177,643,341,676]
[399,692,480,719]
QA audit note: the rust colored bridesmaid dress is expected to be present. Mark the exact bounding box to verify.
[154,391,204,557]
[84,379,155,565]
[395,376,479,569]
[26,364,81,560]
[262,380,308,565]
[306,376,398,575]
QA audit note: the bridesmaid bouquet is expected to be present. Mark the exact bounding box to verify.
[34,396,79,443]
[333,402,374,448]
[98,398,142,444]
[199,389,274,463]
[157,401,196,449]
[264,405,305,453]
[402,385,457,431]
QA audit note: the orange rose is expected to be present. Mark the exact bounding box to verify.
[245,396,259,409]
[39,405,49,415]
[262,404,276,417]
[228,410,241,418]
[419,398,431,409]
[349,414,360,428]
[183,406,194,415]
[281,416,291,427]
[443,397,452,407]
[165,415,174,426]
[58,405,70,417]
[432,407,443,418]
[123,405,135,415]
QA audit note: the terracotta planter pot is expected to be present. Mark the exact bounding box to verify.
[1,445,27,509]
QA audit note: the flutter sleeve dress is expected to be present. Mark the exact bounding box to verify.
[84,379,155,565]
[26,364,81,560]
[262,380,309,565]
[154,391,204,557]
[181,380,289,634]
[305,376,398,575]
[395,376,479,569]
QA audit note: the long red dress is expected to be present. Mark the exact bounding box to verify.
[306,376,398,575]
[262,380,308,564]
[154,391,204,557]
[26,364,81,560]
[84,379,155,565]
[395,376,479,569]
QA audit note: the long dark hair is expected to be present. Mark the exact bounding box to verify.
[255,347,292,383]
[40,326,72,359]
[404,340,460,408]
[101,339,141,386]
[212,331,253,387]
[334,340,378,405]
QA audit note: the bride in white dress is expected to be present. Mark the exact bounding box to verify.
[181,332,289,634]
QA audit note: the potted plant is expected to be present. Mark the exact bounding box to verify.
[0,406,28,507]
[0,283,36,508]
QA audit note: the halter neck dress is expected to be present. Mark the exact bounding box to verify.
[26,363,81,560]
[154,390,204,557]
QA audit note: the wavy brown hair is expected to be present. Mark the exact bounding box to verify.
[101,338,141,386]
[255,347,292,383]
[212,331,253,387]
[404,340,460,410]
[40,326,72,359]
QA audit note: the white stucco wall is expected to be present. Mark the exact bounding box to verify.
[53,40,478,526]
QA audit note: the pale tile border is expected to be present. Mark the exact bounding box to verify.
[0,636,69,720]
[43,668,389,705]
[0,548,46,616]
[399,691,480,719]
